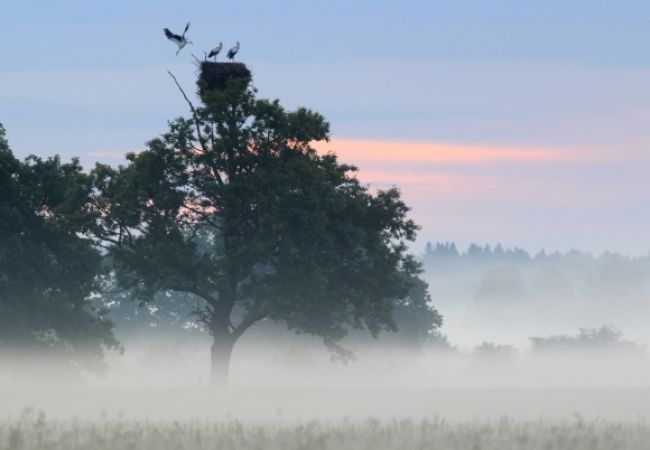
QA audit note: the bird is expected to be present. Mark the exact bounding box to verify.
[208,42,223,61]
[164,22,192,55]
[227,41,240,61]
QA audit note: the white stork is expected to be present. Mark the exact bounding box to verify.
[227,41,240,61]
[208,42,223,61]
[164,22,192,55]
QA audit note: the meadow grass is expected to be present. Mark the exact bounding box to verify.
[2,409,649,450]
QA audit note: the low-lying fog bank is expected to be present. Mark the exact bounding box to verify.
[3,321,650,424]
[4,386,650,422]
[3,342,650,422]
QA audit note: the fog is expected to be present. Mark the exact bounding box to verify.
[3,243,650,432]
[80,326,650,392]
[422,243,650,350]
[3,324,650,424]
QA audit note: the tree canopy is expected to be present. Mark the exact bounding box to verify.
[0,124,119,378]
[91,67,439,385]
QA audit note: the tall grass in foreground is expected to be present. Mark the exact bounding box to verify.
[2,411,649,450]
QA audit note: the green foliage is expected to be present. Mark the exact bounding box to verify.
[0,124,119,377]
[92,69,439,374]
[389,276,443,348]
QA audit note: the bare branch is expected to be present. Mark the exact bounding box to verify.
[167,70,209,153]
[167,70,199,121]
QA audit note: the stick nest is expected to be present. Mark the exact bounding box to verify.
[198,62,252,95]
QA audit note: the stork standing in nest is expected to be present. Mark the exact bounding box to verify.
[227,41,240,61]
[164,22,192,55]
[208,42,223,61]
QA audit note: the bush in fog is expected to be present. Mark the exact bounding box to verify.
[529,325,643,354]
[473,341,516,363]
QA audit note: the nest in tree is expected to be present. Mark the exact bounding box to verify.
[198,62,251,95]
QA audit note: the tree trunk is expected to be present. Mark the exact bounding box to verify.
[210,333,235,388]
[209,286,237,388]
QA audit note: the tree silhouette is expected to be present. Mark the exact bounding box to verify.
[0,124,119,378]
[91,67,431,386]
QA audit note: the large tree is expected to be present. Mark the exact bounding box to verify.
[0,124,119,378]
[91,66,438,386]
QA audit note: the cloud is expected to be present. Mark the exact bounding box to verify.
[314,138,604,168]
[313,138,650,255]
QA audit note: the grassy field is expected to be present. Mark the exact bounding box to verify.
[3,411,650,450]
[4,387,650,449]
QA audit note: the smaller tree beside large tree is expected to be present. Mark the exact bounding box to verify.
[0,124,119,379]
[91,65,441,386]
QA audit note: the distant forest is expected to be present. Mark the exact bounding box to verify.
[420,241,650,351]
[422,241,649,305]
[423,241,650,264]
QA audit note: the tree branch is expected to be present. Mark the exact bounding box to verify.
[232,313,266,340]
[167,70,209,154]
[181,202,222,230]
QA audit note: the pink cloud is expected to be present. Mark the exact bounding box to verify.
[312,138,623,211]
[314,138,592,166]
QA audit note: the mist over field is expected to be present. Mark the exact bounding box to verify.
[422,243,650,350]
[3,243,650,428]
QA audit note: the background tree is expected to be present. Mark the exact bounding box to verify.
[0,124,119,379]
[91,66,439,386]
[529,325,642,354]
[387,275,443,349]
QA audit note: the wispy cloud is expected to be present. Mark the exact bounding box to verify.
[315,139,599,167]
[313,138,650,254]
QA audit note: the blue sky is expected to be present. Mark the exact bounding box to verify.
[3,1,650,254]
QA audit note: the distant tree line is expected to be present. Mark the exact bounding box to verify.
[423,241,650,307]
[423,241,646,265]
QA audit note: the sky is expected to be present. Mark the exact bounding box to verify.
[3,0,650,255]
